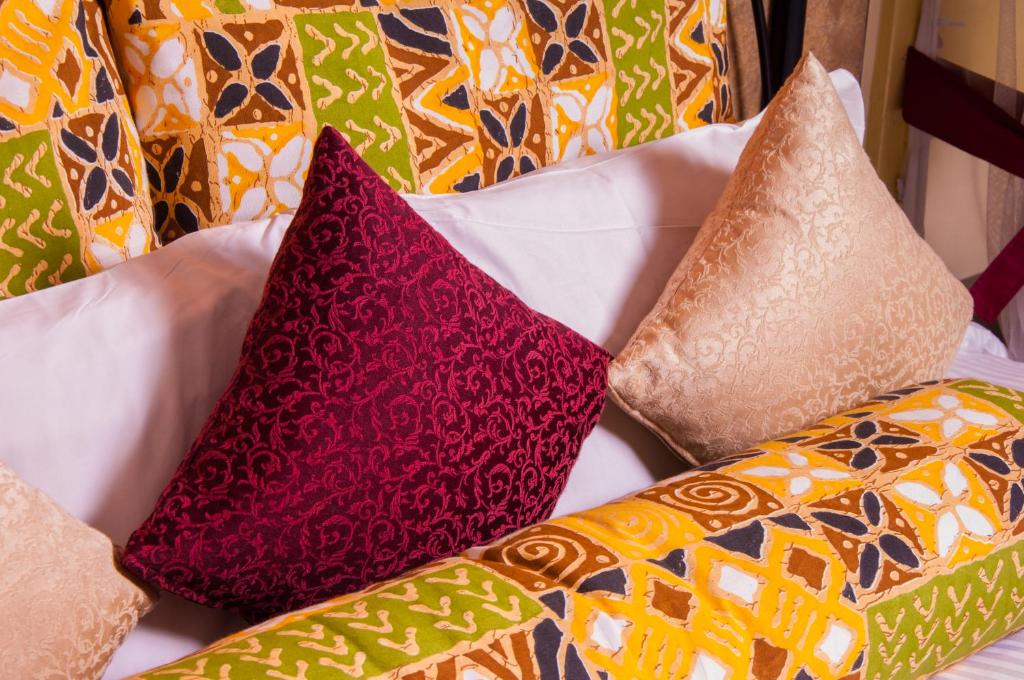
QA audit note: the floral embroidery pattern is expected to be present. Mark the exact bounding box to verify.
[738,449,854,499]
[890,393,1001,439]
[452,2,538,93]
[551,71,616,160]
[121,27,202,134]
[894,460,999,562]
[216,124,312,223]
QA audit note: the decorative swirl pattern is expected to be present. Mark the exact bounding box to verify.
[121,126,610,621]
[639,471,784,531]
[481,523,618,591]
[564,497,698,558]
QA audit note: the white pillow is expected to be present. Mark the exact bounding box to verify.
[0,70,863,678]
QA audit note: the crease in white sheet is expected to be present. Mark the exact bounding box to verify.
[948,323,1024,391]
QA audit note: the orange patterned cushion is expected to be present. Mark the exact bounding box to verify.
[104,0,731,240]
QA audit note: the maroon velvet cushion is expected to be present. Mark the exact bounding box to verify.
[120,127,611,621]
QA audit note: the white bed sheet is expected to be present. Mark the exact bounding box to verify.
[947,324,1024,390]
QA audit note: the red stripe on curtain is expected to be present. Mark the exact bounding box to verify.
[970,228,1024,324]
[903,46,1024,322]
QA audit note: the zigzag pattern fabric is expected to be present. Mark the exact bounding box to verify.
[133,379,1024,679]
[104,0,731,241]
[0,0,155,299]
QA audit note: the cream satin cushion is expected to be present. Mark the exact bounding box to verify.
[608,54,973,464]
[0,463,154,679]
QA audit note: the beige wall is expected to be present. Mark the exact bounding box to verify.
[862,0,922,195]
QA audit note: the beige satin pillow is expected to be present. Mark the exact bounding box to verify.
[0,463,155,679]
[608,53,973,464]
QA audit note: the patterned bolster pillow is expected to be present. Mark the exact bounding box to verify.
[132,378,1024,680]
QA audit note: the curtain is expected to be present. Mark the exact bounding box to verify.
[900,0,941,234]
[903,0,1024,360]
[987,0,1024,358]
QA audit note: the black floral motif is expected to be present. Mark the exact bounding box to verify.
[805,417,934,473]
[205,32,292,118]
[477,93,545,185]
[809,488,924,593]
[480,102,533,180]
[142,135,212,239]
[57,112,135,218]
[198,21,303,125]
[524,0,605,79]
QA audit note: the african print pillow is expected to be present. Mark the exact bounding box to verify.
[103,0,731,241]
[608,54,973,464]
[120,126,611,622]
[0,462,155,679]
[132,378,1024,680]
[0,0,156,299]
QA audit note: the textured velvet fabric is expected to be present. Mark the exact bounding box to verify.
[121,127,611,621]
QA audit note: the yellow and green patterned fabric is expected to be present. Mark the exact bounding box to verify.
[132,378,1024,680]
[0,0,155,299]
[135,379,1024,680]
[104,0,731,241]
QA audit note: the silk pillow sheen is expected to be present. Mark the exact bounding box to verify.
[0,463,154,679]
[121,127,611,621]
[608,54,973,464]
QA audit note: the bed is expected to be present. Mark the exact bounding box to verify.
[1,1,1021,676]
